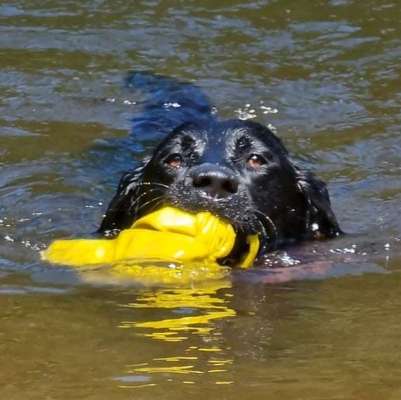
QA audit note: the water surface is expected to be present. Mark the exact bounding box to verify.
[1,0,400,398]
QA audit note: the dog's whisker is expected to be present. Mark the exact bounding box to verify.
[137,181,169,189]
[253,209,278,244]
[125,181,168,197]
[135,195,165,217]
[256,218,267,238]
[134,194,164,219]
[128,188,164,219]
[130,187,164,208]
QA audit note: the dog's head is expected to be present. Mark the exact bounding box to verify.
[100,119,341,262]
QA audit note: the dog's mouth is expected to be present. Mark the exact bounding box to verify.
[218,230,260,267]
[137,203,261,268]
[129,185,264,266]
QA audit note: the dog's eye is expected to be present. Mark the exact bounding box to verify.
[164,153,183,169]
[247,154,267,169]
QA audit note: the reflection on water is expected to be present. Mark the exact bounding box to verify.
[117,280,235,387]
[121,281,234,341]
[74,260,230,287]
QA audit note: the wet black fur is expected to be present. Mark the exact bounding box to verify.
[99,72,341,263]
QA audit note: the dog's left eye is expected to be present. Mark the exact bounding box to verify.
[164,153,183,169]
[246,154,267,169]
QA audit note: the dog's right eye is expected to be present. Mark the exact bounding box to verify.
[246,154,267,170]
[164,153,183,169]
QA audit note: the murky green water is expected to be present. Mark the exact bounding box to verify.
[1,0,400,398]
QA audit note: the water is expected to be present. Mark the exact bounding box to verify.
[1,0,400,398]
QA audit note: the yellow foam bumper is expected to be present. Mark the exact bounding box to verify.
[41,207,259,284]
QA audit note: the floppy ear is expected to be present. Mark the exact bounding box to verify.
[295,167,342,239]
[98,160,149,235]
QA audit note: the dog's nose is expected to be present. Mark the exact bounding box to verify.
[190,164,238,198]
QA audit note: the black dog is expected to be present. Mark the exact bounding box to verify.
[99,73,341,265]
